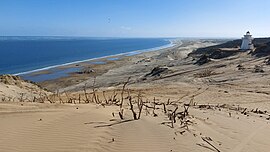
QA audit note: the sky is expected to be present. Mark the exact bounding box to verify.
[0,0,270,38]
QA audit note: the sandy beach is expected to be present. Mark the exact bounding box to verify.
[1,39,270,152]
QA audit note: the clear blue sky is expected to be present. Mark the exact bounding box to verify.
[0,0,269,38]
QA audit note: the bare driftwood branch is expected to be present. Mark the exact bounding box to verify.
[137,93,144,119]
[119,109,124,120]
[103,91,108,104]
[78,94,81,104]
[83,83,90,103]
[120,77,130,108]
[129,96,137,120]
[45,93,53,103]
[201,137,220,152]
[92,77,98,104]
[163,101,167,114]
[64,92,72,103]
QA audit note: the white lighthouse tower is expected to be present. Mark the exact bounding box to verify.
[241,31,254,50]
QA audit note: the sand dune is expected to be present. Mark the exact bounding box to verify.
[0,103,116,152]
[0,75,49,102]
[1,101,270,152]
[1,40,270,151]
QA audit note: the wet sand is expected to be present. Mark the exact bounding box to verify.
[35,40,214,91]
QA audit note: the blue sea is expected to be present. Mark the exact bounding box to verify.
[0,37,173,75]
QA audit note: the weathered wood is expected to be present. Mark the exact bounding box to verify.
[201,137,220,152]
[120,77,130,108]
[129,96,137,120]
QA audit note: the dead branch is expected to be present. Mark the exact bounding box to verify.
[119,109,124,120]
[103,91,108,104]
[163,102,167,114]
[120,77,130,108]
[64,92,72,103]
[83,83,90,103]
[129,96,137,120]
[201,137,220,152]
[78,94,81,104]
[241,108,247,114]
[45,93,53,103]
[137,93,144,119]
[92,77,98,103]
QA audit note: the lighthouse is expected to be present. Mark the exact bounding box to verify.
[241,31,254,50]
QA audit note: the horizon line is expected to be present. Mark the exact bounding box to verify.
[0,35,239,39]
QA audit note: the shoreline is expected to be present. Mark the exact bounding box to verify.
[15,39,177,76]
[35,40,215,92]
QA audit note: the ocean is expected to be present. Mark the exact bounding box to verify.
[0,37,172,75]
